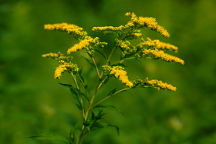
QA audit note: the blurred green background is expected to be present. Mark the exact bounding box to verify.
[0,0,216,144]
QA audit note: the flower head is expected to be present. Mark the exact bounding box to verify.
[54,63,79,79]
[146,79,176,91]
[117,40,130,49]
[140,38,178,52]
[143,49,184,64]
[67,36,98,54]
[92,25,125,31]
[125,12,170,38]
[42,52,61,58]
[92,12,169,38]
[44,23,87,36]
[117,40,137,57]
[131,32,142,37]
[104,65,133,87]
[125,12,137,20]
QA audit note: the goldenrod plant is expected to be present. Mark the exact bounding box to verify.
[41,12,184,144]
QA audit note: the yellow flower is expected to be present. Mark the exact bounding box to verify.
[54,63,78,79]
[109,66,133,87]
[137,17,169,37]
[117,40,129,49]
[143,49,184,64]
[131,32,142,37]
[125,12,137,20]
[146,79,176,91]
[125,12,170,38]
[92,12,169,38]
[44,23,87,36]
[140,38,178,51]
[67,36,98,54]
[92,12,136,31]
[42,52,61,58]
[92,25,124,31]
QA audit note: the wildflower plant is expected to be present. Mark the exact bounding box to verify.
[41,12,184,144]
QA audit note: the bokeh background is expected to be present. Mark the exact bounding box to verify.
[0,0,216,144]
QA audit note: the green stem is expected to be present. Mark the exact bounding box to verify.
[71,73,85,118]
[106,46,116,64]
[77,75,107,144]
[77,128,86,144]
[71,73,79,89]
[93,87,130,108]
[119,56,136,64]
[77,74,90,103]
[90,56,101,79]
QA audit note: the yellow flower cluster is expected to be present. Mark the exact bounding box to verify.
[140,38,178,51]
[118,40,129,49]
[43,12,183,93]
[92,12,169,38]
[42,52,61,58]
[109,66,133,87]
[143,49,184,64]
[67,36,98,54]
[54,63,78,79]
[92,25,125,31]
[131,32,142,37]
[44,23,87,36]
[125,12,137,20]
[146,79,176,91]
[125,12,170,38]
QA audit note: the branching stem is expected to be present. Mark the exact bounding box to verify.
[93,87,130,108]
[77,75,108,144]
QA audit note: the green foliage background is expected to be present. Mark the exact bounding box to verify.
[0,0,215,143]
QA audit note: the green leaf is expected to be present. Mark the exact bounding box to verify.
[94,105,124,120]
[59,82,88,99]
[91,111,96,120]
[58,83,72,88]
[83,56,94,67]
[107,88,118,96]
[68,129,76,144]
[90,122,120,135]
[95,49,107,60]
[77,70,87,88]
[113,63,126,67]
[91,122,104,129]
[58,83,77,95]
[102,76,110,85]
[94,110,105,120]
[58,83,82,110]
[29,134,68,144]
[106,124,120,135]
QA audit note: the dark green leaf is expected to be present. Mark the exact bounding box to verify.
[91,122,104,129]
[106,124,120,135]
[102,76,110,85]
[90,122,120,135]
[58,83,72,88]
[107,88,118,96]
[68,129,75,144]
[58,83,77,95]
[95,49,107,60]
[29,134,68,144]
[94,105,124,119]
[58,83,82,110]
[78,70,85,84]
[59,82,89,109]
[83,56,94,67]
